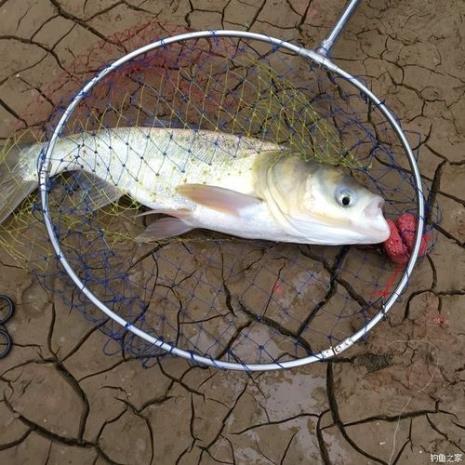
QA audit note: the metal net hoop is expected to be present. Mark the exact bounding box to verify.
[38,30,425,371]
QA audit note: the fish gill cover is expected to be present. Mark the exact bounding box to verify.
[0,23,439,367]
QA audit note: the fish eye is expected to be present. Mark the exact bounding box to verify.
[335,187,356,208]
[341,195,351,206]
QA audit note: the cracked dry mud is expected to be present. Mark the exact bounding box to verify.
[1,1,465,464]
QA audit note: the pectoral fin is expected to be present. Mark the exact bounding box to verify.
[135,217,193,243]
[176,183,262,216]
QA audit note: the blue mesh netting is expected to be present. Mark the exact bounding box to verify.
[0,35,439,368]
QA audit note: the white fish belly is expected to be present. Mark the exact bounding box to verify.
[186,203,299,242]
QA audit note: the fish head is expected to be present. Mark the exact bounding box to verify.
[296,164,390,244]
[261,155,390,245]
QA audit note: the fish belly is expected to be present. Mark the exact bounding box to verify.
[185,202,301,242]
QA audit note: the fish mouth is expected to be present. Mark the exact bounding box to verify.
[363,196,385,219]
[368,221,391,243]
[358,196,390,243]
[350,195,391,244]
[357,215,390,243]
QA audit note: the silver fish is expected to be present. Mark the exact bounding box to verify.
[0,127,389,245]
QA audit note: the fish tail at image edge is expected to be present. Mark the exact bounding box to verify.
[0,144,37,226]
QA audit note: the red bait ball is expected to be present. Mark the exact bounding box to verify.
[383,213,428,264]
[383,219,410,264]
[396,213,429,256]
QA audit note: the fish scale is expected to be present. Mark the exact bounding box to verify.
[14,127,278,209]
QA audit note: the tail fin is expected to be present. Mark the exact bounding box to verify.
[0,142,38,225]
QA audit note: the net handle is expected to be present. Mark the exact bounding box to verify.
[316,0,362,57]
[38,29,425,371]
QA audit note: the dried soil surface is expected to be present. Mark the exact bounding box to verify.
[0,1,464,464]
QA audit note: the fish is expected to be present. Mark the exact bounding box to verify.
[0,127,390,245]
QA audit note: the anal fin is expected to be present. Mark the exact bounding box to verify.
[135,217,193,243]
[136,207,192,219]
